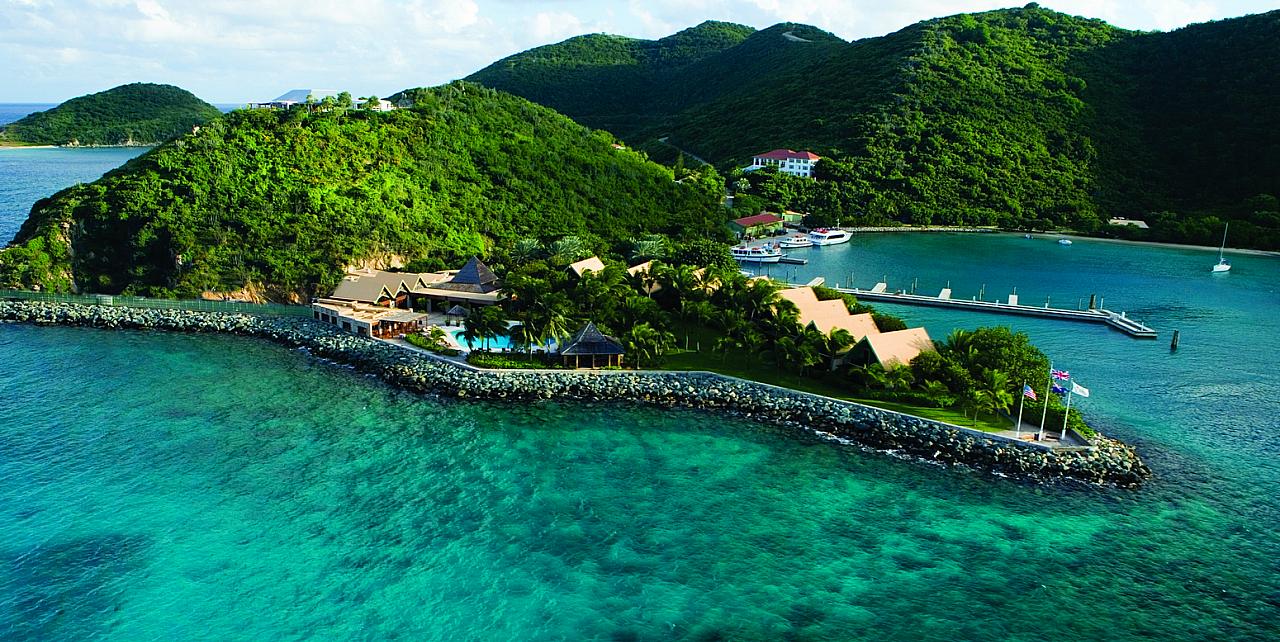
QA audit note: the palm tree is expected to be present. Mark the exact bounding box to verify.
[548,236,588,263]
[738,278,784,321]
[624,322,675,367]
[464,306,507,351]
[512,238,544,264]
[921,380,955,408]
[628,234,669,263]
[977,368,1014,421]
[425,325,448,349]
[819,328,855,371]
[884,365,915,392]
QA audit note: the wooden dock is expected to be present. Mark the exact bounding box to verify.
[815,283,1158,338]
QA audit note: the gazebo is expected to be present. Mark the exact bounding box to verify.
[445,304,468,326]
[558,322,625,369]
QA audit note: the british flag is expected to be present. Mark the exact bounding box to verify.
[1052,369,1070,381]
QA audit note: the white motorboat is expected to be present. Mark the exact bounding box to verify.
[808,228,851,246]
[1212,223,1231,273]
[1057,238,1073,246]
[731,244,783,263]
[777,233,814,248]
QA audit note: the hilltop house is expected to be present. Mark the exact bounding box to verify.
[743,149,822,178]
[729,213,785,239]
[250,89,342,109]
[357,97,395,112]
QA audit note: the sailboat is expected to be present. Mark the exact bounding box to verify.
[1212,223,1231,273]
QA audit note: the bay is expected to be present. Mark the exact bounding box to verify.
[0,151,1277,639]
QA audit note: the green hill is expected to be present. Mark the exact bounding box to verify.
[0,83,724,298]
[469,7,1280,248]
[0,83,223,146]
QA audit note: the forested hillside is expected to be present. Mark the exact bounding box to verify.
[470,6,1280,248]
[0,83,724,298]
[0,83,222,146]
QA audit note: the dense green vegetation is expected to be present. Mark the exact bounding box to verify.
[484,249,1086,433]
[0,82,725,297]
[0,83,222,146]
[470,7,1280,248]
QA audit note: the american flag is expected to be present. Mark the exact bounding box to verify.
[1023,385,1037,400]
[1052,369,1070,381]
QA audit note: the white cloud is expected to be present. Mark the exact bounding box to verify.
[531,11,585,41]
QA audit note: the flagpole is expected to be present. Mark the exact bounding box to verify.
[1015,381,1026,439]
[1060,386,1074,441]
[1037,364,1052,441]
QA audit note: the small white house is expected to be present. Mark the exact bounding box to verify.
[358,98,396,112]
[743,149,822,178]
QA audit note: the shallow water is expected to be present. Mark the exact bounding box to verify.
[1,152,1278,639]
[1,325,1276,641]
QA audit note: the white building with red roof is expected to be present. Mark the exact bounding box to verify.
[744,149,822,178]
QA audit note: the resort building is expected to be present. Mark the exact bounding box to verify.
[568,256,607,279]
[413,257,505,311]
[316,258,505,338]
[778,287,878,340]
[742,149,822,178]
[777,286,934,367]
[729,213,785,239]
[558,322,626,369]
[311,299,427,338]
[1108,218,1150,228]
[848,328,936,368]
[330,268,449,308]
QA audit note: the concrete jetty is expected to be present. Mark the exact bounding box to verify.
[815,283,1158,338]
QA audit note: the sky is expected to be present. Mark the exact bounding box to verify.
[0,0,1273,103]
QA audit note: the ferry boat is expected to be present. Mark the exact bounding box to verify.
[731,244,783,263]
[777,233,814,248]
[808,228,852,246]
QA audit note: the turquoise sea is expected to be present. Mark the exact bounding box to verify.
[2,151,1279,640]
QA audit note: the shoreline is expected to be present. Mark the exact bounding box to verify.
[838,226,1279,257]
[0,301,1151,488]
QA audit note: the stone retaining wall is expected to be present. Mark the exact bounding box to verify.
[0,301,1151,487]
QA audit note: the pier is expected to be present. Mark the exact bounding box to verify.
[811,283,1158,338]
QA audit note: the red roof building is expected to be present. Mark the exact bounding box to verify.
[745,149,822,178]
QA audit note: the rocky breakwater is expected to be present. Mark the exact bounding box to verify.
[0,301,1151,487]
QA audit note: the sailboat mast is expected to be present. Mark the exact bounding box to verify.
[1220,223,1229,260]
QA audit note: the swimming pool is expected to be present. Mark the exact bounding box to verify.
[448,328,514,351]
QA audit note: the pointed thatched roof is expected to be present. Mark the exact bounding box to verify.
[559,322,625,356]
[427,256,500,294]
[445,304,468,317]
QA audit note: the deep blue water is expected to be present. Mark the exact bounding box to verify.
[0,104,56,126]
[1,152,1278,639]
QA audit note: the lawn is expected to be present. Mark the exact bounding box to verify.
[662,339,1011,433]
